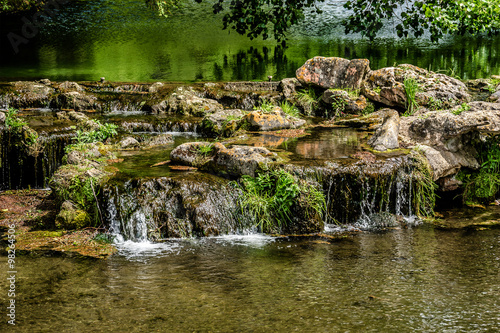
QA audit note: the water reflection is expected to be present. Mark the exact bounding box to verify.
[0,0,499,81]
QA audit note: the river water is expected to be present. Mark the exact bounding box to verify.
[1,0,499,81]
[1,227,499,331]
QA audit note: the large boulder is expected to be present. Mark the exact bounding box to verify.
[415,145,479,180]
[167,86,223,116]
[57,92,98,111]
[368,109,400,151]
[10,81,54,107]
[362,64,470,109]
[242,108,306,131]
[170,142,277,177]
[296,57,371,90]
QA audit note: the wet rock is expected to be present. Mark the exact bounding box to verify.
[57,81,83,92]
[148,82,164,93]
[58,92,98,111]
[67,111,89,123]
[167,86,223,116]
[437,176,462,192]
[55,201,91,230]
[150,100,168,114]
[368,109,400,151]
[296,57,371,90]
[200,109,246,137]
[322,89,368,114]
[170,142,277,177]
[142,134,174,148]
[362,64,470,109]
[242,108,306,131]
[120,137,140,149]
[351,151,376,163]
[204,82,280,110]
[10,81,54,107]
[170,142,215,168]
[210,143,277,177]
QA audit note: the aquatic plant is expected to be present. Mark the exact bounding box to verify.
[238,169,325,232]
[403,77,420,116]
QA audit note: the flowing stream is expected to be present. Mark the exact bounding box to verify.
[1,228,499,331]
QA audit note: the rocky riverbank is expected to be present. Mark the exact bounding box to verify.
[1,56,500,257]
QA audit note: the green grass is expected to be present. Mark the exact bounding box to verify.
[65,120,118,153]
[239,169,325,232]
[4,108,27,132]
[253,100,275,113]
[403,77,420,116]
[451,103,470,115]
[296,87,319,116]
[280,101,301,118]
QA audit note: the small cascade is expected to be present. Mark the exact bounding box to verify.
[0,130,74,190]
[102,174,253,242]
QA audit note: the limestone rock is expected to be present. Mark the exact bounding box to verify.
[210,143,276,177]
[416,145,479,180]
[243,108,306,131]
[368,109,400,151]
[489,90,500,103]
[58,92,98,111]
[0,111,5,124]
[120,137,140,149]
[57,81,83,92]
[170,142,215,167]
[296,57,371,90]
[143,134,174,147]
[167,86,223,116]
[148,82,164,93]
[200,109,246,137]
[322,89,368,114]
[362,64,470,109]
[11,81,54,106]
[279,78,303,100]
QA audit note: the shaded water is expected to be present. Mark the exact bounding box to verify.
[1,0,499,81]
[1,228,499,331]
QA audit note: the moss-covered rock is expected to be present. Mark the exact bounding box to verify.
[55,201,91,229]
[200,109,246,137]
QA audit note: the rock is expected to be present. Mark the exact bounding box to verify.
[400,102,500,148]
[56,111,69,121]
[170,142,277,177]
[200,109,246,137]
[0,111,5,124]
[119,137,140,149]
[55,201,91,230]
[488,90,500,103]
[66,150,85,165]
[170,142,215,167]
[279,78,303,100]
[167,86,223,116]
[143,134,174,147]
[67,111,89,123]
[38,79,51,85]
[415,145,479,180]
[334,109,386,128]
[210,143,277,177]
[57,81,83,92]
[58,92,98,111]
[150,100,168,114]
[243,108,306,131]
[362,64,470,109]
[296,57,371,90]
[148,82,164,93]
[11,81,54,107]
[466,78,491,91]
[351,151,376,163]
[437,176,462,192]
[368,109,400,151]
[204,82,280,110]
[322,89,369,114]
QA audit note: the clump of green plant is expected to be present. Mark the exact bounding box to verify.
[488,78,500,93]
[239,169,325,232]
[253,100,276,113]
[458,135,500,205]
[451,103,470,115]
[66,120,118,152]
[427,96,444,111]
[196,143,214,156]
[296,87,319,116]
[403,77,420,116]
[331,96,348,118]
[362,101,375,115]
[4,108,28,132]
[280,100,301,118]
[410,149,438,217]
